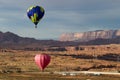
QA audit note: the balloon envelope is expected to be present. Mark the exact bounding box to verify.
[35,54,51,71]
[27,6,45,28]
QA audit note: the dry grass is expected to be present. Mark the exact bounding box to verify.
[0,72,119,80]
[0,44,120,79]
[0,44,119,73]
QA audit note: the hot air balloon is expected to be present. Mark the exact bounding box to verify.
[27,6,45,28]
[35,54,51,71]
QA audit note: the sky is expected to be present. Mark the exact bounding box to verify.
[0,0,120,40]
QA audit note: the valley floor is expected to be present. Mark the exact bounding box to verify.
[0,72,120,80]
[0,44,120,79]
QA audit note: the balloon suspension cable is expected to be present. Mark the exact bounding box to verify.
[35,25,37,28]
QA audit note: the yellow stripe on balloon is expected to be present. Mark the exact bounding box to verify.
[31,16,35,23]
[34,13,37,22]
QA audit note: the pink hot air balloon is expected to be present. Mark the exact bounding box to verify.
[35,54,51,71]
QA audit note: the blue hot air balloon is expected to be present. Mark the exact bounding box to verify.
[27,6,45,28]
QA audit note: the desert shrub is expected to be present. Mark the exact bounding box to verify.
[0,66,22,73]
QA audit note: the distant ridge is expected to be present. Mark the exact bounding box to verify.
[0,31,75,49]
[59,29,120,42]
[0,30,120,49]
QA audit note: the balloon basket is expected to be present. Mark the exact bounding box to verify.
[35,25,37,28]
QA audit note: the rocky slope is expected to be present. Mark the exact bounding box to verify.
[0,30,120,50]
[0,31,77,49]
[60,30,120,42]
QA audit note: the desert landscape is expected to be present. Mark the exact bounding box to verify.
[0,44,120,80]
[1,0,120,80]
[0,31,120,80]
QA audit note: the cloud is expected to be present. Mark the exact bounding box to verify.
[0,0,120,39]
